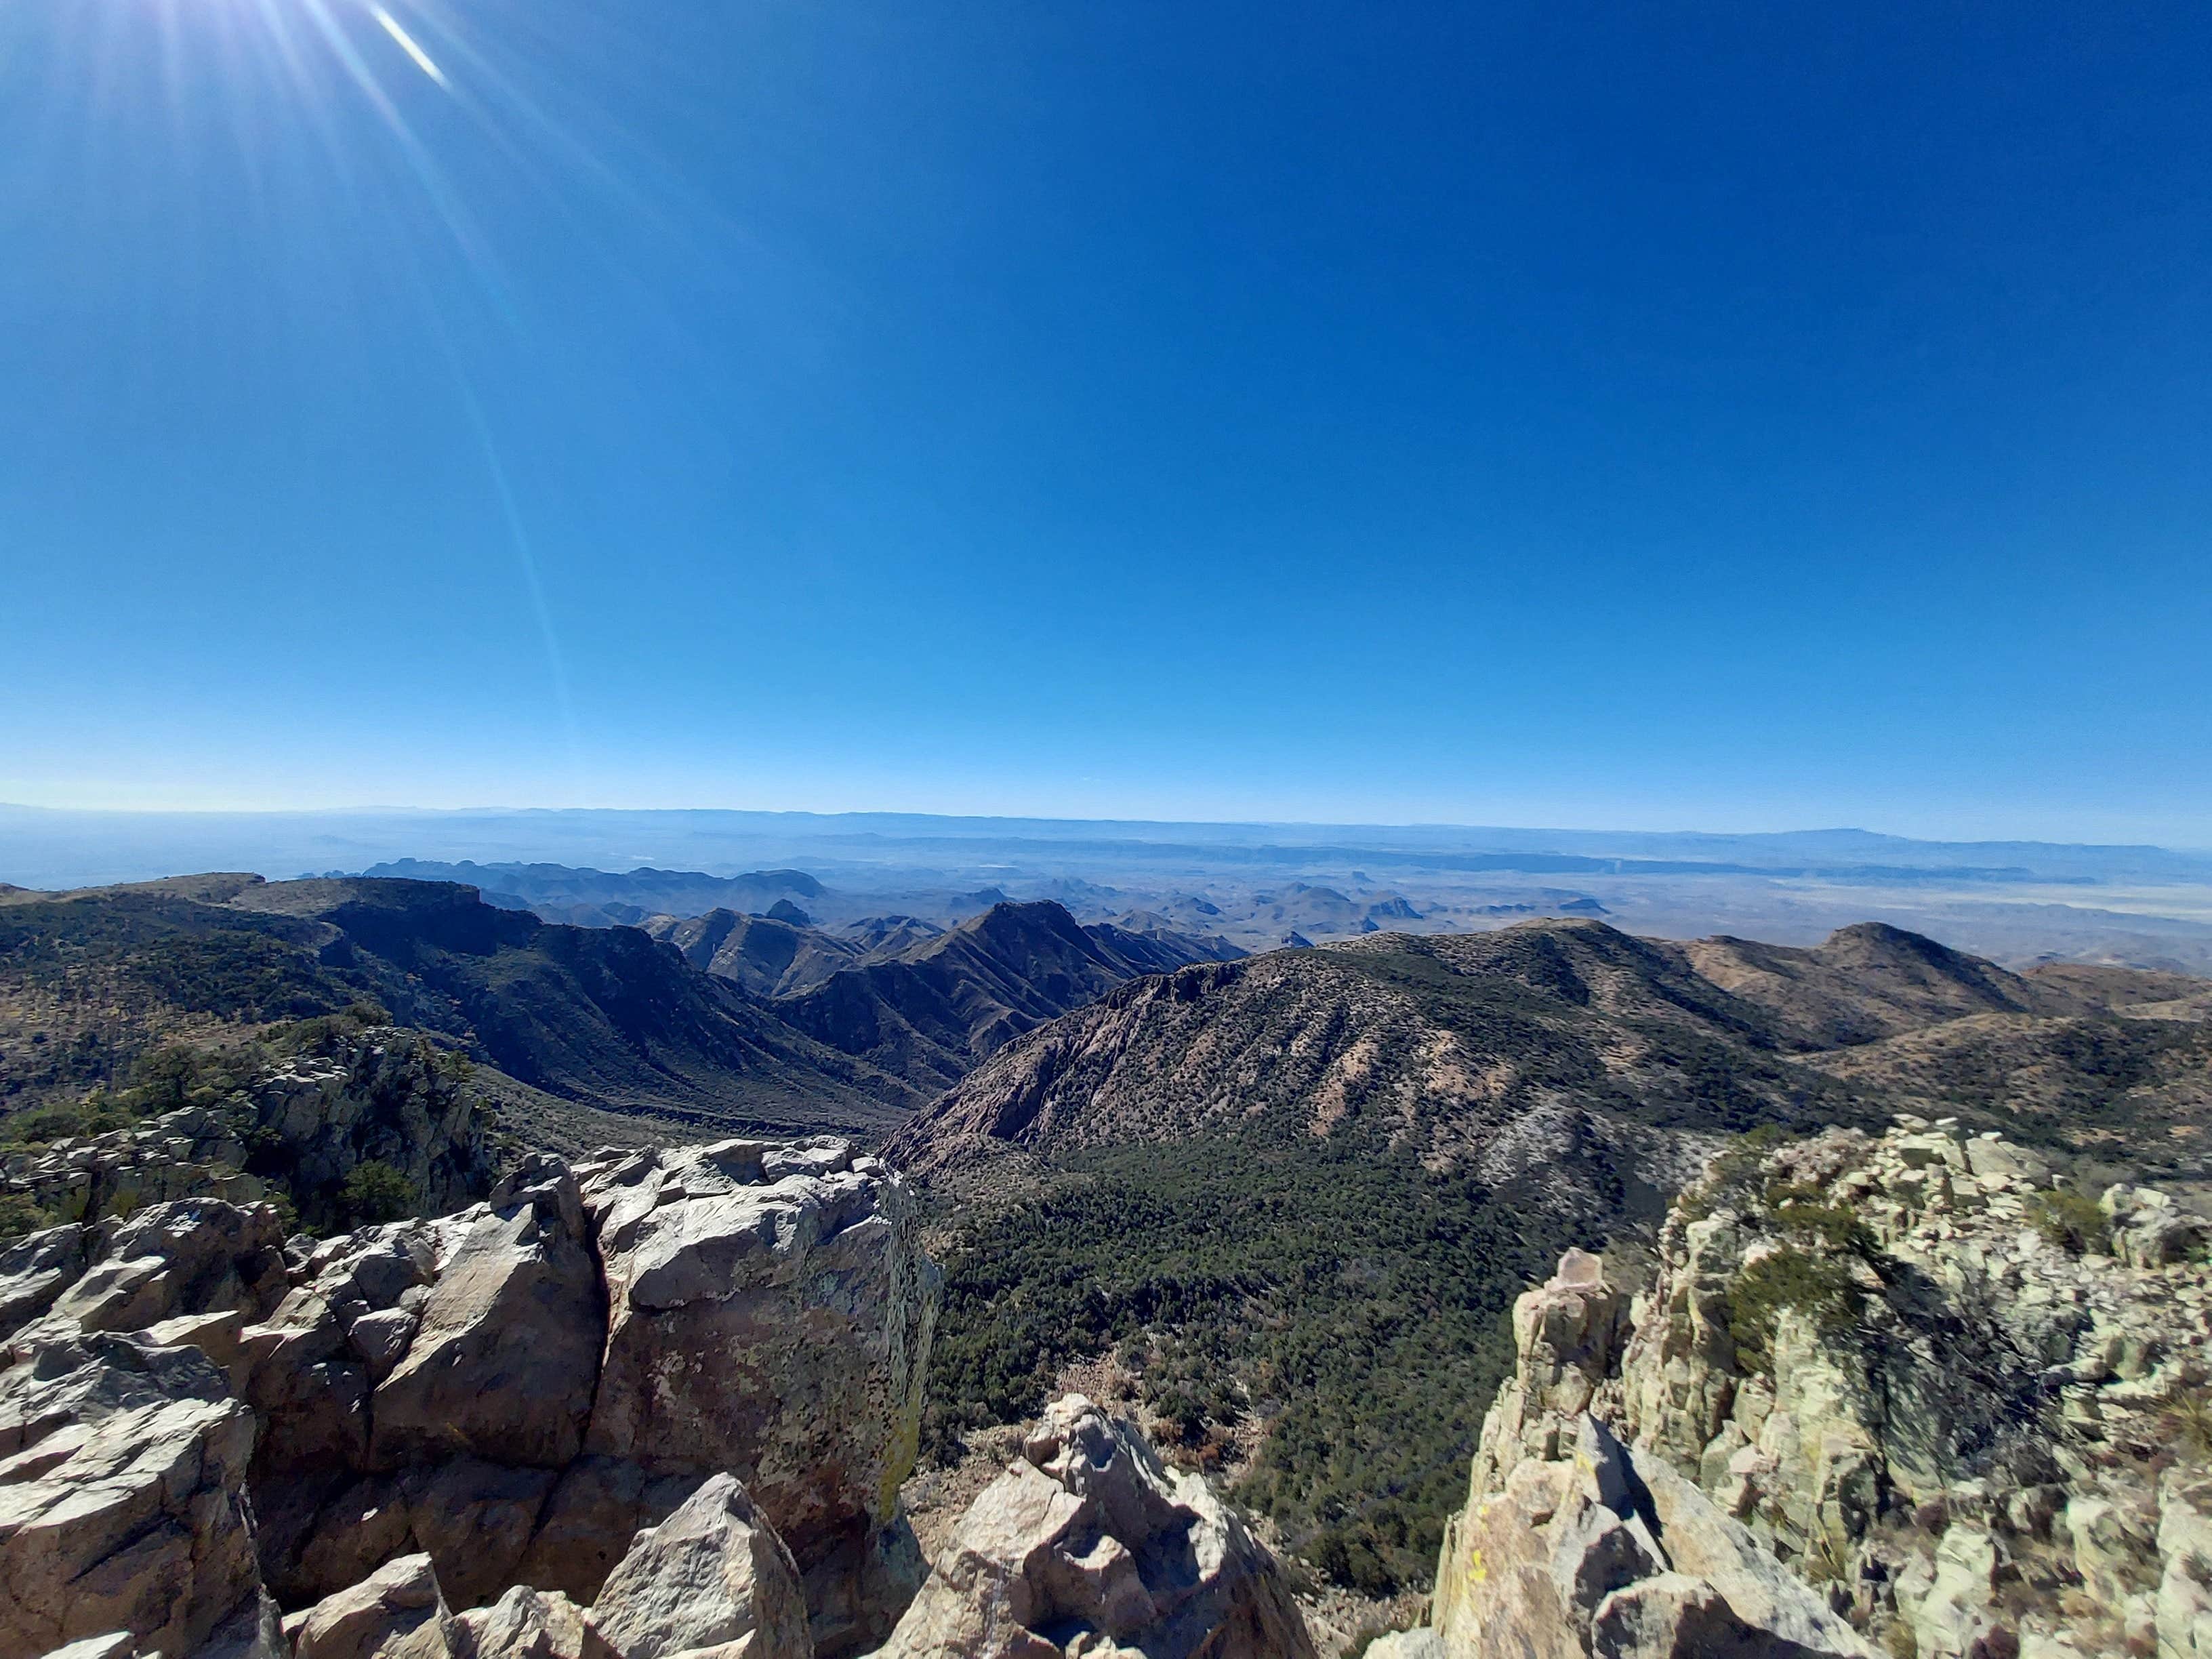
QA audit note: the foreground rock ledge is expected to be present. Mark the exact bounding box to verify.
[0,1135,939,1659]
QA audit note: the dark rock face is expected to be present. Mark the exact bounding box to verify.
[770,901,1240,1092]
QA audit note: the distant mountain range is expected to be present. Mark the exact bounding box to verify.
[359,859,827,928]
[894,917,2207,1186]
[0,874,1242,1139]
[0,874,919,1141]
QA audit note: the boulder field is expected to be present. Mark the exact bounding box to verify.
[0,1135,1315,1659]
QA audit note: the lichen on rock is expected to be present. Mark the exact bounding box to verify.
[1412,1117,2212,1658]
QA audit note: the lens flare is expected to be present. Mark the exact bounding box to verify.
[369,5,447,88]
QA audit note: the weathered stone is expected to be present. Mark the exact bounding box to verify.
[37,1633,136,1659]
[512,1458,699,1606]
[402,1460,560,1610]
[276,1475,418,1607]
[453,1586,600,1659]
[1631,1457,1863,1655]
[587,1473,813,1659]
[17,1201,288,1348]
[1422,1123,2212,1659]
[1362,1632,1446,1659]
[0,1336,263,1659]
[0,1226,90,1340]
[581,1141,938,1652]
[876,1394,1313,1659]
[371,1169,600,1472]
[289,1553,460,1659]
[1586,1572,1767,1658]
[9,1135,943,1659]
[2158,1469,2212,1659]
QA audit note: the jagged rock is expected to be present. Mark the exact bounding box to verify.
[579,1139,939,1652]
[1631,1456,1864,1655]
[369,1164,601,1471]
[289,1553,460,1659]
[0,1034,495,1237]
[0,1335,263,1659]
[876,1393,1313,1659]
[1458,1250,1629,1502]
[588,1472,813,1659]
[510,1458,703,1607]
[2102,1184,2204,1269]
[196,1589,290,1659]
[39,1634,138,1659]
[1364,1632,1446,1659]
[252,1036,495,1225]
[1585,1573,1771,1658]
[5,1138,939,1659]
[453,1586,599,1659]
[2158,1469,2212,1659]
[14,1200,289,1349]
[1431,1410,1864,1658]
[1424,1122,2212,1659]
[0,1226,89,1340]
[0,1109,266,1231]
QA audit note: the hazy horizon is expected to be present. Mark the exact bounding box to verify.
[5,798,2211,857]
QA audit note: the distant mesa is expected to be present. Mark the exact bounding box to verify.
[359,859,826,927]
[1556,896,1608,915]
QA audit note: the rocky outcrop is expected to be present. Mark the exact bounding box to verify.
[0,1135,937,1659]
[587,1473,812,1659]
[0,1335,266,1659]
[1416,1118,2212,1659]
[878,1393,1313,1659]
[275,1473,819,1659]
[0,1032,497,1235]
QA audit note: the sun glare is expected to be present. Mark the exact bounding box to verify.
[368,3,446,87]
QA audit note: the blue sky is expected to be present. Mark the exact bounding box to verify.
[3,2,2207,842]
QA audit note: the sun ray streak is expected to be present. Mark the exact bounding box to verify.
[369,5,447,89]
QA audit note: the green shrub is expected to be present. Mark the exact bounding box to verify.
[0,1193,51,1239]
[2026,1189,2108,1256]
[1,1101,127,1145]
[1679,1126,1792,1222]
[338,1160,419,1225]
[1772,1202,1874,1256]
[1727,1245,1862,1374]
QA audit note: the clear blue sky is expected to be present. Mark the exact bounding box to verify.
[3,2,2207,842]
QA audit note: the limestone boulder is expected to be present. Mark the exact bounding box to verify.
[876,1393,1313,1659]
[588,1472,813,1659]
[370,1162,601,1471]
[1429,1414,1865,1659]
[288,1552,461,1659]
[455,1586,600,1659]
[579,1139,938,1652]
[0,1335,264,1659]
